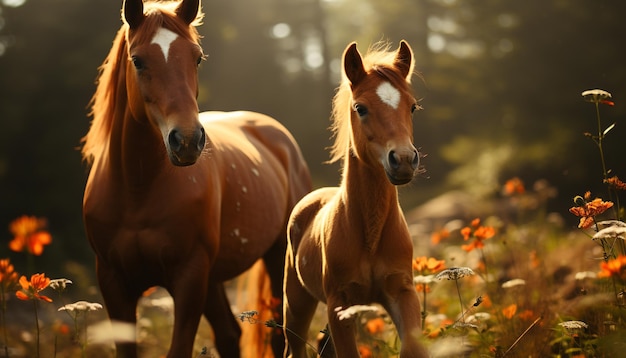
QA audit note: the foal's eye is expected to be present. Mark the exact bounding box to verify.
[131,56,144,70]
[196,56,203,66]
[354,103,368,117]
[411,103,421,114]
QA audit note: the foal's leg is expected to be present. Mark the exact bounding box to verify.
[96,261,140,358]
[283,254,318,358]
[326,294,360,358]
[262,235,288,356]
[166,254,211,358]
[382,273,429,358]
[204,282,241,357]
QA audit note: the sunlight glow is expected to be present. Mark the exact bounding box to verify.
[2,0,27,8]
[270,23,291,39]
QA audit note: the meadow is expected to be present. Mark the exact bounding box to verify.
[1,89,624,357]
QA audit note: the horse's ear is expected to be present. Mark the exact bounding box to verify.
[123,0,145,29]
[394,40,415,81]
[343,42,367,86]
[176,0,200,25]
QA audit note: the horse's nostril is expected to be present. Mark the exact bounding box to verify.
[196,127,206,151]
[168,129,183,152]
[412,150,419,169]
[388,150,400,170]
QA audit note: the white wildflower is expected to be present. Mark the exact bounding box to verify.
[501,278,526,289]
[58,300,103,312]
[558,320,588,331]
[582,89,612,103]
[49,278,73,292]
[575,271,597,280]
[435,267,475,281]
[413,274,436,285]
[335,305,379,321]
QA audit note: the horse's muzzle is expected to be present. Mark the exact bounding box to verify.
[167,126,206,166]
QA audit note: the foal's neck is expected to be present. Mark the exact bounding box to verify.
[341,154,400,253]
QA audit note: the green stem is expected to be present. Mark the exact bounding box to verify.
[595,102,608,182]
[421,286,427,329]
[454,279,465,323]
[1,286,8,358]
[33,301,39,358]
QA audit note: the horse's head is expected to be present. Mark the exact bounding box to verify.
[343,41,419,185]
[123,0,205,166]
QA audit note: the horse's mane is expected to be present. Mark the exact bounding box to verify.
[81,0,203,164]
[328,42,416,164]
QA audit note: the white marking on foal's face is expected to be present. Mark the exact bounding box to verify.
[151,28,179,62]
[376,81,401,109]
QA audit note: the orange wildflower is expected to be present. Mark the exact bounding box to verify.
[431,228,450,245]
[365,317,385,335]
[461,218,495,252]
[569,193,614,229]
[15,273,52,302]
[0,258,19,291]
[518,309,535,321]
[8,216,52,256]
[605,176,626,191]
[358,345,373,358]
[502,304,517,319]
[503,177,525,196]
[413,256,446,274]
[598,255,626,281]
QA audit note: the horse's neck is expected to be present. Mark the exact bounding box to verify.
[341,154,400,253]
[107,100,167,191]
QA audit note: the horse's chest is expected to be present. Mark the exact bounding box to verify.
[84,179,208,270]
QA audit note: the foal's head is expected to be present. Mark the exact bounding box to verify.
[123,0,205,166]
[331,41,419,185]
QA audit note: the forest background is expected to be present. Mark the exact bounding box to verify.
[0,0,625,278]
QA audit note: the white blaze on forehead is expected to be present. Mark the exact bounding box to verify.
[376,81,401,109]
[151,27,179,62]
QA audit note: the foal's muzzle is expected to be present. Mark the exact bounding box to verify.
[384,147,419,185]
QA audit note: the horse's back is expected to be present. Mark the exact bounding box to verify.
[200,110,310,204]
[198,110,312,279]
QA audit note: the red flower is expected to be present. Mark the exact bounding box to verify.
[15,273,52,302]
[8,216,52,256]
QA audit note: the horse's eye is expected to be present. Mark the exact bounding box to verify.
[131,56,144,70]
[196,56,202,66]
[354,103,368,117]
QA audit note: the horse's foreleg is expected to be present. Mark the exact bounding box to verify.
[204,282,241,357]
[263,234,287,356]
[283,256,318,358]
[167,254,210,358]
[96,261,140,358]
[382,273,429,358]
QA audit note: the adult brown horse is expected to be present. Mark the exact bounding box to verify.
[283,41,429,357]
[81,0,311,357]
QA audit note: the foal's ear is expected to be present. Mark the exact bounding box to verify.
[394,40,415,81]
[123,0,145,29]
[176,0,200,25]
[343,42,367,86]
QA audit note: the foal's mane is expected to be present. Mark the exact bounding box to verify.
[328,43,415,164]
[81,0,203,164]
